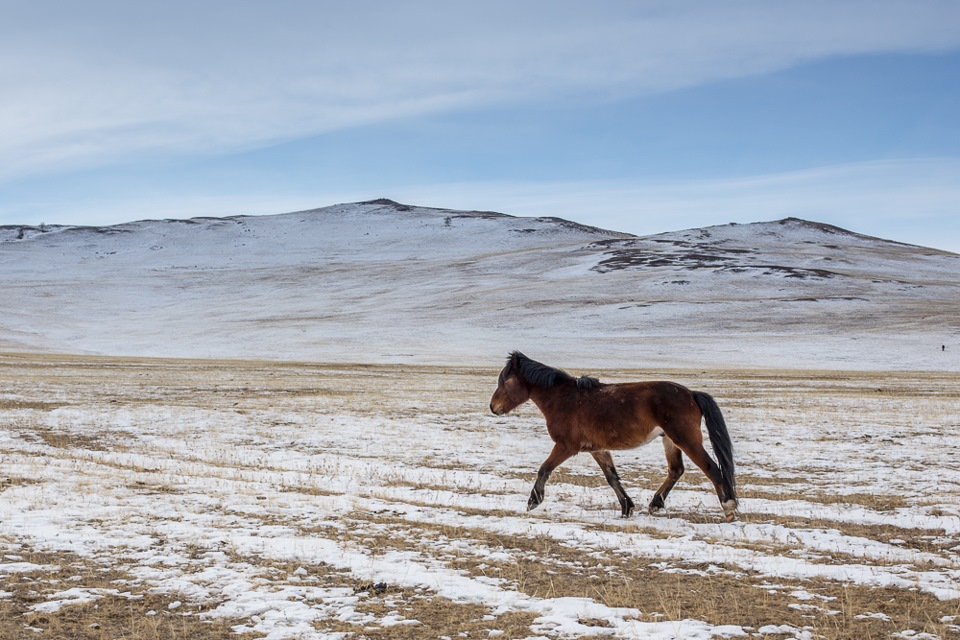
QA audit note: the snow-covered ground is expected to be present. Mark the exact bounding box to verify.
[1,200,958,371]
[1,355,958,638]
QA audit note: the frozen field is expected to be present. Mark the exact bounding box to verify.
[1,353,959,639]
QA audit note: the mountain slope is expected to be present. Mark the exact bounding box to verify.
[2,200,957,370]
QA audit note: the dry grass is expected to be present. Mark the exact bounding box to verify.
[1,352,959,639]
[0,548,257,640]
[324,593,539,640]
[15,425,120,452]
[0,400,64,412]
[289,511,960,639]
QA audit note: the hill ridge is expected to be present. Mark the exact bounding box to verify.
[1,202,928,251]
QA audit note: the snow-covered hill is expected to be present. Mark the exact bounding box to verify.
[2,199,958,370]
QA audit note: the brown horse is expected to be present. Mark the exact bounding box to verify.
[489,351,737,521]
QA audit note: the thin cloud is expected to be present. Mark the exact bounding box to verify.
[2,1,959,180]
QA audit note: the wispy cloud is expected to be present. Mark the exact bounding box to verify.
[3,1,959,180]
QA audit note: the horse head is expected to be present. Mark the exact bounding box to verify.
[489,352,531,415]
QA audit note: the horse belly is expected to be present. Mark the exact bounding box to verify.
[622,425,664,449]
[592,423,663,451]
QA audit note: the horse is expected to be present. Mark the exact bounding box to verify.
[489,351,738,521]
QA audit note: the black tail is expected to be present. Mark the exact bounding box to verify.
[693,391,737,502]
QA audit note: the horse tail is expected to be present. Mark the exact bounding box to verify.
[693,391,737,502]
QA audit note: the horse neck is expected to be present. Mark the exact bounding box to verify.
[527,383,572,418]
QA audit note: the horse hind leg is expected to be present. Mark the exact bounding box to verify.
[591,451,635,517]
[667,417,737,522]
[675,439,737,521]
[649,436,684,514]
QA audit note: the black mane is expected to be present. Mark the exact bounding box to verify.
[508,351,601,391]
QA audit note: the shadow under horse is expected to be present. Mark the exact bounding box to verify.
[489,351,738,521]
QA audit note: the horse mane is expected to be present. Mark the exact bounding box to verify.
[508,351,601,391]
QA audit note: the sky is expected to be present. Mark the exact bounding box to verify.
[2,1,960,251]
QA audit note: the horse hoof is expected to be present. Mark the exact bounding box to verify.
[527,487,544,511]
[722,499,738,522]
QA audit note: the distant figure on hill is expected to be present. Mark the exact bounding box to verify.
[943,345,946,352]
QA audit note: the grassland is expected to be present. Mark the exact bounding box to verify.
[1,353,958,639]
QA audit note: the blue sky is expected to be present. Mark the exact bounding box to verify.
[2,1,960,251]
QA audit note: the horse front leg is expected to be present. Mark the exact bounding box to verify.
[591,450,635,517]
[528,443,577,511]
